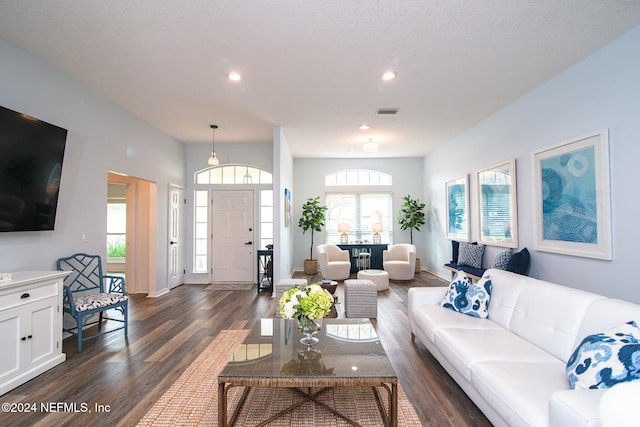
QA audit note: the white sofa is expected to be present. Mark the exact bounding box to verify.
[408,268,640,427]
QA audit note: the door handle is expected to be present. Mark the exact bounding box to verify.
[170,241,178,245]
[244,241,252,245]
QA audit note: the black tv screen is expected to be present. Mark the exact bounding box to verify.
[0,105,68,232]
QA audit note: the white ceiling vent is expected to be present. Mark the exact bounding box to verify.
[377,108,400,115]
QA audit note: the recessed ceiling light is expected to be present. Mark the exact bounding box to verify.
[381,70,397,81]
[358,124,370,130]
[227,71,242,81]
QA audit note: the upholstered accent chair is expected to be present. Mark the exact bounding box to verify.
[383,244,417,280]
[317,244,351,281]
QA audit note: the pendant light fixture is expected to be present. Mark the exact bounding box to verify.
[363,137,378,152]
[208,124,220,166]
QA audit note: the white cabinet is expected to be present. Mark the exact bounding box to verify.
[0,271,68,396]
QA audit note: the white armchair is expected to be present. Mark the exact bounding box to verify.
[317,244,351,281]
[383,244,416,280]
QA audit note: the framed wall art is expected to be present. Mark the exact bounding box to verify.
[477,159,518,248]
[284,188,291,227]
[532,129,612,259]
[445,175,469,241]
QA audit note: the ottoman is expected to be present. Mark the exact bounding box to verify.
[275,279,308,314]
[344,279,377,318]
[357,269,389,291]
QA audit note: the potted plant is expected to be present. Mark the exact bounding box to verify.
[397,195,426,273]
[298,196,328,275]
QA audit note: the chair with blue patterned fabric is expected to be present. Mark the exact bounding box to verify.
[56,253,128,352]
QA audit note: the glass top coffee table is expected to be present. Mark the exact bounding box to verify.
[218,318,398,426]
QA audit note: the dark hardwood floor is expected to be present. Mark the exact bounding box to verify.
[0,271,491,427]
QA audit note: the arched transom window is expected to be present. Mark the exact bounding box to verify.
[195,164,272,185]
[325,169,391,186]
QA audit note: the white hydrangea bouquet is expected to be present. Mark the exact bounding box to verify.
[279,284,335,344]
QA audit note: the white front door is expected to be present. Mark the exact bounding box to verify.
[168,184,185,289]
[211,190,254,283]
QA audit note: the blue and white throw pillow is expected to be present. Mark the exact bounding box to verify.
[566,321,640,390]
[458,242,485,268]
[492,250,513,270]
[440,271,493,319]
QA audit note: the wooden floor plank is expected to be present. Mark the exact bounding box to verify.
[0,271,491,427]
[144,318,207,362]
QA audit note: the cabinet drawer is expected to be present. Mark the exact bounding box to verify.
[0,282,59,311]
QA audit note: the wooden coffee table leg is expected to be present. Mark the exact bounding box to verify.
[391,383,398,427]
[219,383,251,427]
[218,381,227,427]
[372,382,398,427]
[229,386,251,426]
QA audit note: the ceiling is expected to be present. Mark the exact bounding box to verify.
[1,1,639,158]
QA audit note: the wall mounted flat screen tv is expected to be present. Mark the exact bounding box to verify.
[0,105,68,232]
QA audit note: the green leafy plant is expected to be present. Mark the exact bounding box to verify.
[397,195,426,244]
[107,239,127,258]
[298,196,328,260]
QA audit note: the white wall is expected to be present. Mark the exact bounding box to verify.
[185,142,274,175]
[273,127,295,282]
[0,38,185,295]
[424,26,640,303]
[292,157,424,271]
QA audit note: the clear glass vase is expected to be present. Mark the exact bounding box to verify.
[299,317,321,346]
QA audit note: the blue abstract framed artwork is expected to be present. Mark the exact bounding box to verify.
[445,175,469,241]
[532,129,612,259]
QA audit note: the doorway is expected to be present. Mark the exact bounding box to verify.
[107,182,128,276]
[211,190,255,283]
[107,172,157,294]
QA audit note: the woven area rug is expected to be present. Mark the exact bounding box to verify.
[204,282,255,291]
[137,329,423,426]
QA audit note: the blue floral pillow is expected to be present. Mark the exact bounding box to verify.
[566,321,640,390]
[440,270,493,319]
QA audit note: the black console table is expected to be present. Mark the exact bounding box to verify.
[338,244,388,273]
[256,249,273,294]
